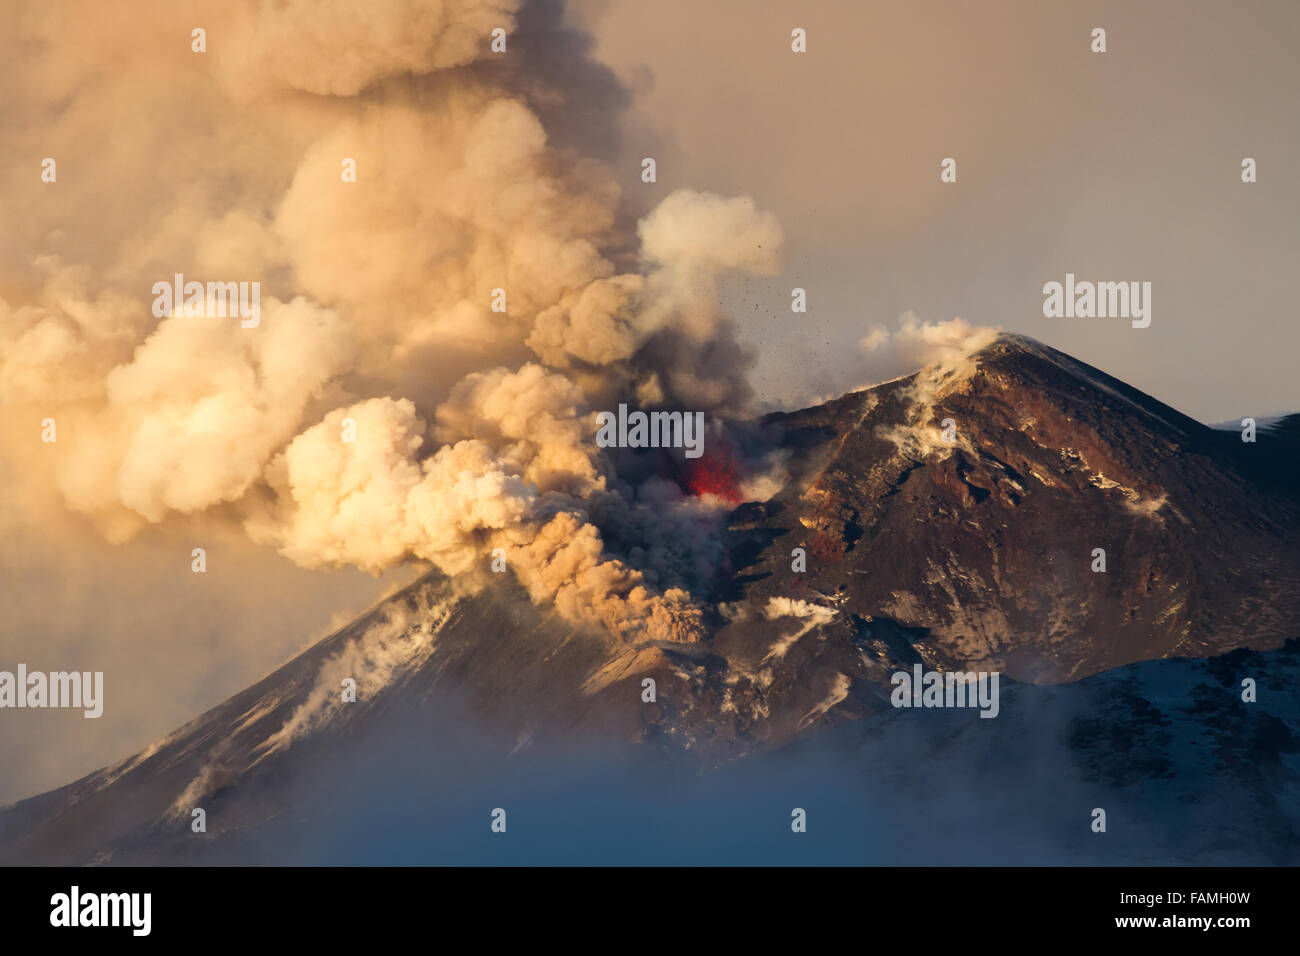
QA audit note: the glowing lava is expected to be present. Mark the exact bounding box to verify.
[684,445,743,504]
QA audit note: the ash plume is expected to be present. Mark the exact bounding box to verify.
[0,0,783,643]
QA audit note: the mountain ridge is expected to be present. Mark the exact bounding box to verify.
[5,332,1298,864]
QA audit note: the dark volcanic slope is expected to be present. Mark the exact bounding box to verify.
[713,334,1300,690]
[0,575,647,866]
[7,615,1297,865]
[4,333,1297,863]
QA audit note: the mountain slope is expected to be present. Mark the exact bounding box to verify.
[4,333,1298,864]
[716,334,1300,686]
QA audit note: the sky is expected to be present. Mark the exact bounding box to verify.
[574,0,1300,420]
[1,0,1296,805]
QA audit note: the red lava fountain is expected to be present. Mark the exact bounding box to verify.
[684,445,743,504]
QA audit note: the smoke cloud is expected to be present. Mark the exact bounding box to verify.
[850,312,1001,459]
[0,0,783,644]
[858,312,1001,381]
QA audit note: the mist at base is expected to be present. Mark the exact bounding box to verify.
[150,641,1299,866]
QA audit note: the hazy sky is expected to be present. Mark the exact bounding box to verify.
[575,0,1299,422]
[2,0,1296,805]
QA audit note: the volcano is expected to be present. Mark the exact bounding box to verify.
[5,333,1299,865]
[683,442,743,504]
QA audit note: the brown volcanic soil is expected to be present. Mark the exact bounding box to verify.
[5,334,1298,862]
[710,334,1300,695]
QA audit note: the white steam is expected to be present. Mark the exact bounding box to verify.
[860,312,1001,459]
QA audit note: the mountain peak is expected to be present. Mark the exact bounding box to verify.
[741,332,1300,685]
[6,335,1300,866]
